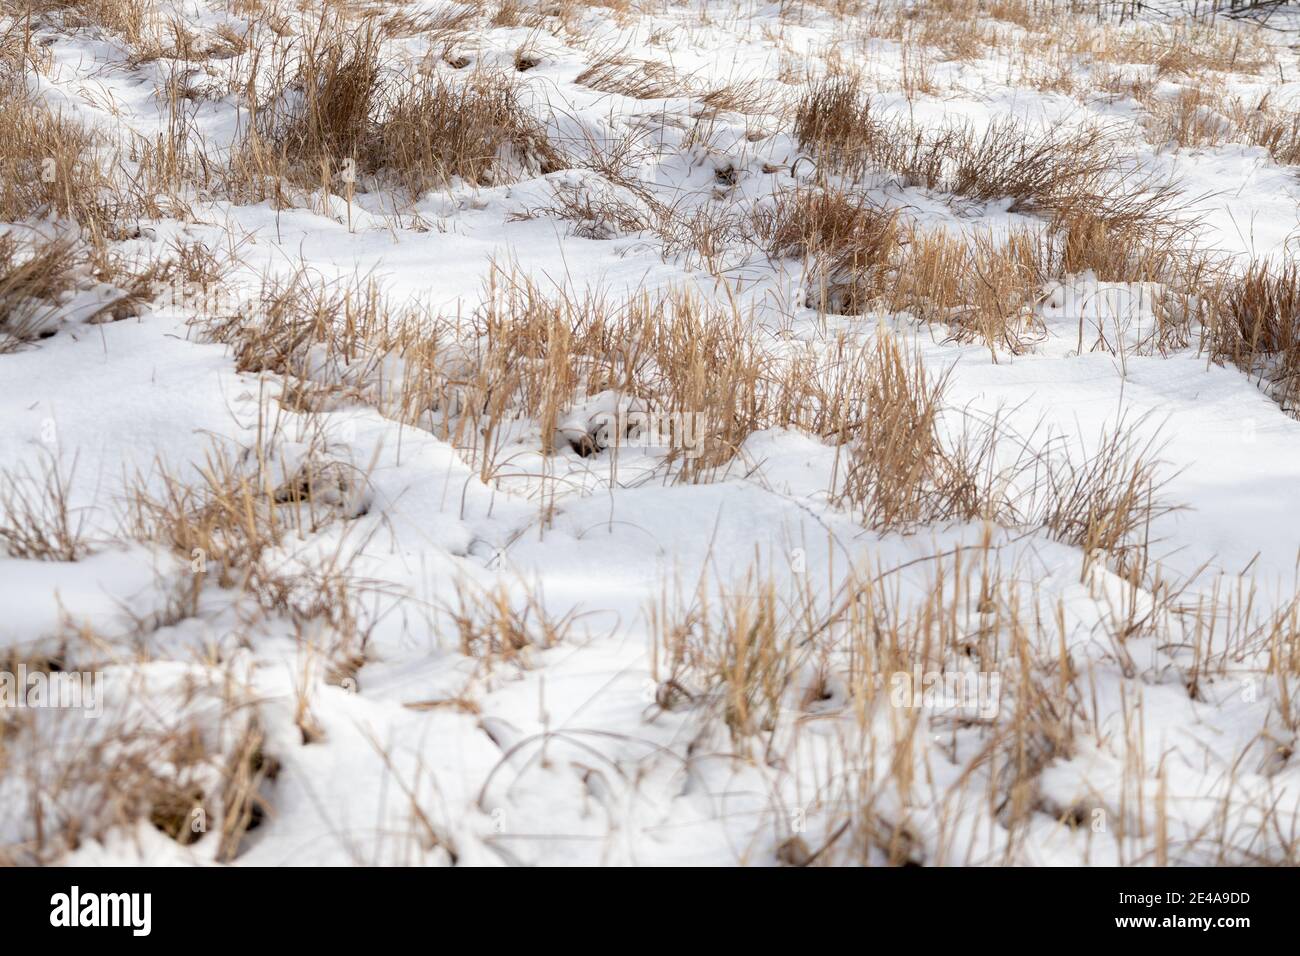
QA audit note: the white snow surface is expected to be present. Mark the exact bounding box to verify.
[3,0,1300,866]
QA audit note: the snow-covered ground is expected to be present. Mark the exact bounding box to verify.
[4,0,1300,865]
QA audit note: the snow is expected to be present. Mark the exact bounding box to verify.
[4,0,1300,866]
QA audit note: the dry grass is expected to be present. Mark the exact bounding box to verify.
[193,252,1184,528]
[1234,96,1300,167]
[695,78,784,121]
[646,418,1185,862]
[442,579,581,673]
[1144,85,1233,149]
[794,76,1183,240]
[120,405,375,692]
[1207,258,1300,411]
[126,80,214,219]
[231,13,558,202]
[127,433,367,578]
[831,335,1175,563]
[0,15,51,74]
[469,273,782,482]
[654,538,1295,864]
[0,235,80,350]
[877,3,1278,83]
[647,540,1082,855]
[884,227,1046,354]
[771,182,1299,415]
[4,0,156,44]
[878,209,1205,356]
[519,176,653,240]
[1098,20,1275,78]
[370,70,560,195]
[1033,417,1173,578]
[271,23,382,181]
[751,186,900,314]
[834,334,964,531]
[378,4,476,44]
[792,75,874,177]
[2,233,229,351]
[749,179,1043,351]
[0,83,120,235]
[192,270,458,443]
[126,15,248,65]
[650,566,791,741]
[576,54,691,100]
[126,448,289,594]
[231,16,379,200]
[1142,86,1300,168]
[0,673,274,864]
[0,452,86,560]
[196,267,1009,490]
[0,19,207,233]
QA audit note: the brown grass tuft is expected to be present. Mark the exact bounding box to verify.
[751,187,900,314]
[0,452,86,561]
[371,70,560,195]
[0,87,120,234]
[795,76,1183,239]
[232,13,558,202]
[576,54,691,99]
[1208,259,1300,411]
[0,235,80,350]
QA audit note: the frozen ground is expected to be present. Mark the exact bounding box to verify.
[3,0,1300,865]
